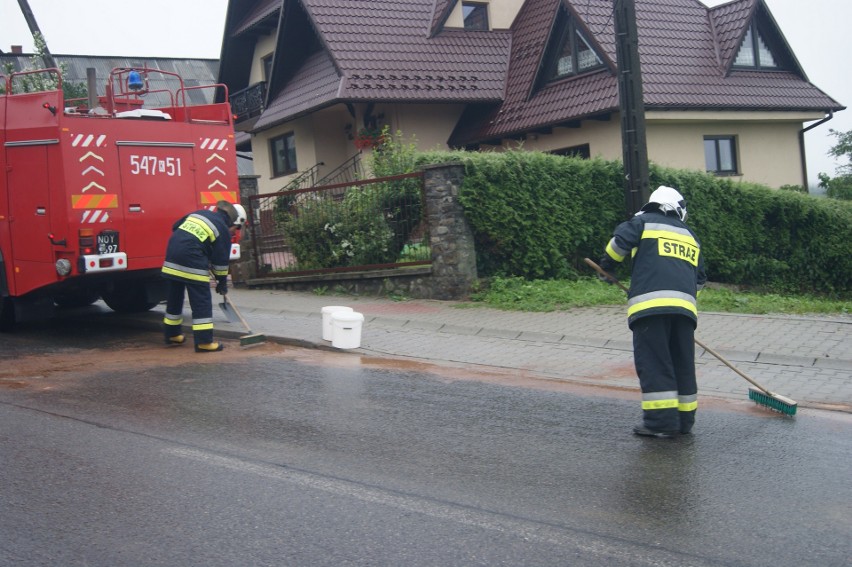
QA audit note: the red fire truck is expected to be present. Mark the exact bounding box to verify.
[0,66,240,329]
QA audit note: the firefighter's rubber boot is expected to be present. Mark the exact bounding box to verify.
[165,334,186,346]
[195,342,224,353]
[633,425,678,439]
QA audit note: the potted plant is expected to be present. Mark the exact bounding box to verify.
[353,127,384,150]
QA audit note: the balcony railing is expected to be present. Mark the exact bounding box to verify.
[229,81,266,123]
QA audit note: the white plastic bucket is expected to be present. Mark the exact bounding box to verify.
[321,306,353,341]
[331,311,364,349]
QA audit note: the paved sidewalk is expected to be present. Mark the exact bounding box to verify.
[155,288,852,413]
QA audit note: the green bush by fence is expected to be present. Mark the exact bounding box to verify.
[282,179,423,270]
[407,149,851,296]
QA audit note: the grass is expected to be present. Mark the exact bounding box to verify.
[467,276,851,316]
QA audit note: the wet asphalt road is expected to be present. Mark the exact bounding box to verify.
[0,319,850,566]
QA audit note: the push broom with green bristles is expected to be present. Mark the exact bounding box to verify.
[583,258,797,416]
[219,294,267,347]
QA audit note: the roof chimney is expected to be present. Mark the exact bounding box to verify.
[11,45,23,54]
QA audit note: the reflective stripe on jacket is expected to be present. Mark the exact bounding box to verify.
[161,209,231,284]
[604,210,706,328]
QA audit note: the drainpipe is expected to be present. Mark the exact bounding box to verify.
[799,111,833,189]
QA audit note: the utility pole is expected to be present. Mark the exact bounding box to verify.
[614,0,649,217]
[17,0,57,69]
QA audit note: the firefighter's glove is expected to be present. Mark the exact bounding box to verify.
[597,256,617,285]
[216,279,228,295]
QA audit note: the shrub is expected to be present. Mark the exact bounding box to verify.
[349,131,852,296]
[283,178,421,270]
[424,152,850,295]
[452,151,624,279]
[819,172,852,201]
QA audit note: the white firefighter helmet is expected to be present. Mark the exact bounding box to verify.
[231,203,247,228]
[216,200,247,228]
[643,185,687,221]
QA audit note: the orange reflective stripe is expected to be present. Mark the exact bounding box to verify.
[200,191,237,204]
[72,194,118,209]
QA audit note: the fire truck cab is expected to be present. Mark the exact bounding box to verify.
[0,67,240,329]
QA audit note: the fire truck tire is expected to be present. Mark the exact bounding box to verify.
[54,290,101,309]
[102,284,158,313]
[0,297,15,332]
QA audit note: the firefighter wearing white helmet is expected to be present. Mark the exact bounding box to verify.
[160,200,243,352]
[598,185,706,438]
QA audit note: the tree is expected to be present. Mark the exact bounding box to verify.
[0,32,87,103]
[818,129,852,201]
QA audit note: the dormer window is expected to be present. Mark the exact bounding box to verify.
[463,2,488,31]
[540,8,604,84]
[733,23,777,69]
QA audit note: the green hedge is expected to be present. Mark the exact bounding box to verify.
[411,150,851,296]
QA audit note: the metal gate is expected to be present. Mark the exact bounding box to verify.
[247,172,430,277]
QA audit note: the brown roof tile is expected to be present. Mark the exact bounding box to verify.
[451,0,843,145]
[430,0,457,37]
[308,0,510,101]
[711,0,754,71]
[233,0,281,36]
[242,0,844,140]
[255,49,341,130]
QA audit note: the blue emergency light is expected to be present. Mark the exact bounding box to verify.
[128,69,144,91]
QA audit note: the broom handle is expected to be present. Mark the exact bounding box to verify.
[582,257,774,396]
[691,337,773,394]
[583,257,629,293]
[224,293,252,334]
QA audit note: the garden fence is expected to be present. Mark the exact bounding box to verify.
[247,172,430,277]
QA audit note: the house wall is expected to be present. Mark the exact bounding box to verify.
[445,0,525,29]
[311,105,356,177]
[251,106,817,194]
[250,114,314,194]
[645,110,822,188]
[491,118,622,159]
[249,34,277,84]
[250,106,362,195]
[475,111,815,188]
[384,103,467,151]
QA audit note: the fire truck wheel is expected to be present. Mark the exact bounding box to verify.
[54,290,101,309]
[101,284,157,313]
[0,298,15,332]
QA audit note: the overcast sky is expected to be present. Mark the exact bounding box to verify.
[1,0,848,186]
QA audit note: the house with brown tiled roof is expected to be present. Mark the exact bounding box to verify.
[218,0,844,194]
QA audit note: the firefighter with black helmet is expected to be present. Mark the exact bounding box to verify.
[161,200,247,352]
[598,186,707,438]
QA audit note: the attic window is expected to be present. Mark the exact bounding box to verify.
[541,8,603,83]
[463,2,488,31]
[733,24,778,69]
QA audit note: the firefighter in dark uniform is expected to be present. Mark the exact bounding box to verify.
[598,186,706,438]
[161,200,246,352]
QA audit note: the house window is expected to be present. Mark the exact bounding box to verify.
[733,24,778,69]
[262,54,273,82]
[704,136,738,175]
[551,143,591,159]
[270,132,297,177]
[462,2,488,31]
[542,8,603,83]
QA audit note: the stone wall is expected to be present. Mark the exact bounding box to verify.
[230,175,260,285]
[420,162,478,299]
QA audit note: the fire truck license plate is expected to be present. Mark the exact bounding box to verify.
[97,232,119,254]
